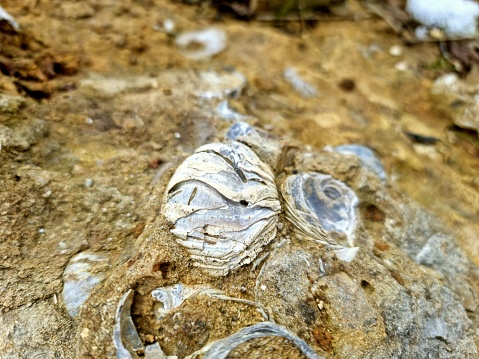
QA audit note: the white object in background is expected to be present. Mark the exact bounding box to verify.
[0,6,20,30]
[406,0,479,38]
[175,28,227,60]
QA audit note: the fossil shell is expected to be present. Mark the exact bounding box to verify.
[186,322,324,359]
[281,172,359,262]
[175,27,227,61]
[151,283,224,321]
[113,290,167,359]
[163,141,281,276]
[62,252,110,317]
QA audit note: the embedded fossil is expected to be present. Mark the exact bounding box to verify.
[162,141,281,276]
[186,322,324,359]
[62,252,110,317]
[114,285,270,358]
[281,172,359,262]
[114,290,167,359]
[150,283,266,321]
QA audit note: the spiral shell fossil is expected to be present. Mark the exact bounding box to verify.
[162,141,281,276]
[281,172,359,262]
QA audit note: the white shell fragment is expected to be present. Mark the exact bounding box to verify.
[284,67,317,98]
[152,283,267,323]
[216,100,248,121]
[175,27,227,60]
[163,141,281,276]
[62,252,110,317]
[0,6,20,31]
[185,322,324,359]
[281,173,359,262]
[113,290,167,359]
[152,283,222,321]
[333,144,387,181]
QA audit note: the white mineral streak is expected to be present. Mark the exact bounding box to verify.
[281,173,359,262]
[406,0,479,38]
[175,27,227,60]
[163,141,281,276]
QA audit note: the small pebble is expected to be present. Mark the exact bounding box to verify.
[163,19,175,34]
[145,334,155,343]
[38,228,46,234]
[85,117,94,125]
[174,132,181,139]
[395,61,409,71]
[85,178,94,187]
[389,45,403,57]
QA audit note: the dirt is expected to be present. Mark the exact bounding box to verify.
[0,0,478,358]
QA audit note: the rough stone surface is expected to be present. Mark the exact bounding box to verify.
[1,1,479,358]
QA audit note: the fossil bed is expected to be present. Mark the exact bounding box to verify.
[1,1,479,358]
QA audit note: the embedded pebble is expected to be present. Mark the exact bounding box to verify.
[224,122,283,169]
[395,61,409,71]
[195,70,246,99]
[389,45,403,57]
[332,144,387,181]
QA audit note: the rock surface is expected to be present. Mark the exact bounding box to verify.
[0,1,479,358]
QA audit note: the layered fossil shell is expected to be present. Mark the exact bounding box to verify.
[186,322,323,359]
[281,172,359,261]
[162,141,281,276]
